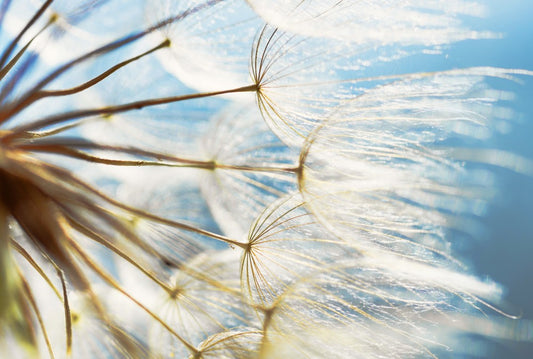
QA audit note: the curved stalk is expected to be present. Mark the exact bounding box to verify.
[0,0,224,124]
[18,140,300,174]
[7,84,258,137]
[0,0,54,68]
[19,273,56,359]
[66,237,199,355]
[31,39,171,99]
[10,239,63,299]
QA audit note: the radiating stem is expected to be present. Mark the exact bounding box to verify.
[31,39,170,100]
[67,217,172,293]
[214,163,299,174]
[0,15,56,82]
[0,0,54,68]
[57,269,72,356]
[17,142,217,169]
[7,84,258,137]
[18,141,300,174]
[10,239,63,300]
[67,237,199,355]
[0,0,224,124]
[20,274,56,359]
[22,157,247,250]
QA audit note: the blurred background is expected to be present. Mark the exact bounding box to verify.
[368,1,532,357]
[435,1,532,357]
[464,1,533,357]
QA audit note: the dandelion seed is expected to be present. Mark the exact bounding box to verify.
[146,250,249,358]
[298,69,533,265]
[233,193,510,358]
[148,0,259,92]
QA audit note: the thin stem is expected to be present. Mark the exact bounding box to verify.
[0,0,223,124]
[0,17,55,82]
[17,140,300,174]
[26,145,210,168]
[16,120,86,140]
[10,239,63,300]
[0,0,54,68]
[18,140,248,250]
[22,145,300,173]
[66,216,172,293]
[7,84,258,137]
[0,53,38,105]
[214,163,299,174]
[57,269,73,356]
[18,142,217,169]
[66,237,199,355]
[55,200,166,266]
[19,273,56,359]
[28,39,171,100]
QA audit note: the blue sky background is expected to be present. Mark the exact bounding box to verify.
[437,2,533,357]
[465,2,533,358]
[367,2,532,357]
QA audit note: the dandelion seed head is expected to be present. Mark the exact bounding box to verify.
[0,1,531,358]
